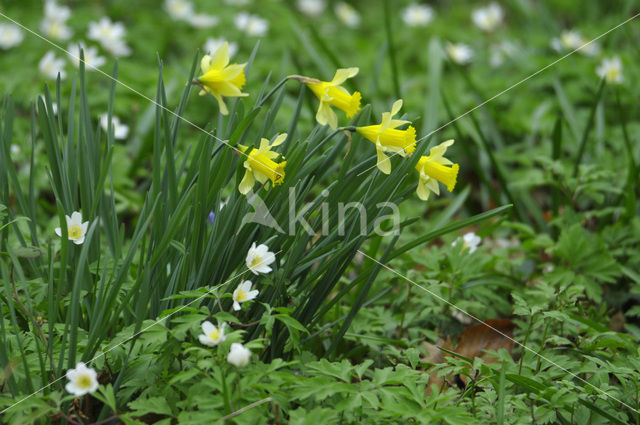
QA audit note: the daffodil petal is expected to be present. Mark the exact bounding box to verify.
[391,99,403,116]
[376,147,392,175]
[271,133,287,147]
[239,169,254,194]
[331,67,359,85]
[211,42,230,70]
[200,55,211,73]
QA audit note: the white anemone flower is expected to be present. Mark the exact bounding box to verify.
[44,0,71,22]
[165,0,195,21]
[68,43,107,70]
[298,0,326,16]
[65,362,99,396]
[445,42,474,65]
[87,17,131,57]
[334,2,360,28]
[187,13,219,28]
[402,3,434,27]
[88,18,126,43]
[234,12,269,37]
[596,56,623,84]
[551,30,599,56]
[472,2,504,32]
[0,23,24,49]
[452,232,482,254]
[227,342,251,367]
[105,40,131,57]
[232,280,259,311]
[489,40,518,67]
[39,51,67,80]
[204,37,237,58]
[40,19,73,41]
[99,114,130,139]
[245,242,276,274]
[198,321,226,347]
[55,211,89,245]
[40,0,73,41]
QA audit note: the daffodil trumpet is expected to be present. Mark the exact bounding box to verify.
[238,134,287,194]
[356,99,416,175]
[414,139,459,201]
[291,68,361,129]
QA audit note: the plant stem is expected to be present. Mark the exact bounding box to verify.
[518,314,536,375]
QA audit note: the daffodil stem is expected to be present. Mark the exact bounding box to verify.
[256,77,292,108]
[303,128,349,162]
[338,126,357,132]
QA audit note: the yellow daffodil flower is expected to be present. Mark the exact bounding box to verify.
[197,42,248,115]
[238,133,287,194]
[305,67,361,129]
[356,99,416,174]
[415,139,459,201]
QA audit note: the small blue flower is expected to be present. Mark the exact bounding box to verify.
[208,211,215,224]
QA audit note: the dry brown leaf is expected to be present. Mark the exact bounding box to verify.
[453,319,516,361]
[423,319,516,393]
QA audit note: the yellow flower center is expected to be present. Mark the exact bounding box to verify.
[49,23,62,38]
[358,125,416,156]
[76,374,92,389]
[68,224,83,239]
[247,151,286,185]
[307,83,361,118]
[236,289,247,302]
[208,329,220,341]
[250,254,263,268]
[416,159,459,192]
[606,69,619,81]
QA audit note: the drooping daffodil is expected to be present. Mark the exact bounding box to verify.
[415,139,459,201]
[304,68,361,129]
[356,99,416,175]
[238,134,287,194]
[197,42,248,115]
